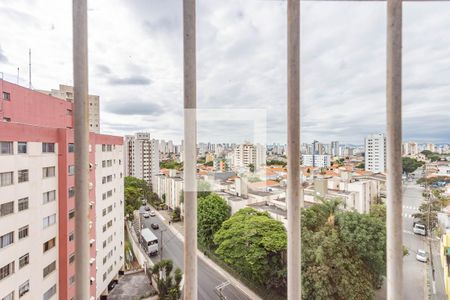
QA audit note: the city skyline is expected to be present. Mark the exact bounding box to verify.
[0,1,449,144]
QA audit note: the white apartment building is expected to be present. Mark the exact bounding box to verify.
[365,133,386,173]
[95,144,125,299]
[302,154,331,168]
[155,170,184,212]
[0,141,59,300]
[233,143,266,170]
[402,141,418,156]
[38,84,100,133]
[124,133,160,189]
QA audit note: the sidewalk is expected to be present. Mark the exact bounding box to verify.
[430,238,447,300]
[153,207,262,300]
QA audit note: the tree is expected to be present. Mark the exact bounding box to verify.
[160,160,183,170]
[198,194,230,249]
[197,180,212,199]
[356,162,365,169]
[124,176,152,219]
[301,201,386,299]
[204,161,214,166]
[402,157,424,175]
[248,163,255,173]
[172,207,181,222]
[266,159,287,167]
[213,208,287,291]
[152,259,182,300]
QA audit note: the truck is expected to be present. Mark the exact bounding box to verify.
[141,228,159,256]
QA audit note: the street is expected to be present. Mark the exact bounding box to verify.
[139,206,251,300]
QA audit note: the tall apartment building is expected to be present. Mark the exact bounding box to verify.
[233,143,266,170]
[124,133,160,189]
[0,80,124,300]
[155,170,184,212]
[38,84,100,133]
[402,141,418,156]
[330,141,339,157]
[365,133,386,173]
[302,154,331,168]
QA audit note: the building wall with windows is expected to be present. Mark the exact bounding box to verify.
[302,154,331,168]
[365,133,386,173]
[0,141,59,300]
[0,80,124,300]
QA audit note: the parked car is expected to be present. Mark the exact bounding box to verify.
[151,223,159,230]
[416,249,428,263]
[413,222,427,236]
[144,206,150,211]
[143,212,150,218]
[150,210,156,217]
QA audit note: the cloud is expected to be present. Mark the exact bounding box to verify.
[105,100,163,115]
[96,64,111,75]
[0,46,7,63]
[107,75,152,85]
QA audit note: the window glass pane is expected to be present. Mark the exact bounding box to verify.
[17,142,27,154]
[18,198,29,211]
[18,170,29,183]
[0,142,13,155]
[0,201,14,217]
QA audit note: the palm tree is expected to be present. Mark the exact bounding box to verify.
[316,196,342,227]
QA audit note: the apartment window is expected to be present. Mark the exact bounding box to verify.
[69,275,75,285]
[102,193,106,200]
[43,284,56,300]
[18,225,29,240]
[103,272,107,281]
[68,232,74,242]
[3,117,11,122]
[0,142,13,155]
[18,280,30,297]
[102,144,106,152]
[102,208,107,216]
[69,253,75,264]
[68,165,75,176]
[68,209,75,219]
[43,167,56,178]
[17,142,27,154]
[107,190,113,198]
[0,232,14,248]
[18,253,29,269]
[18,198,29,211]
[0,262,14,281]
[43,214,56,228]
[102,176,106,184]
[43,190,56,204]
[102,160,106,168]
[68,187,75,198]
[18,170,29,183]
[43,261,56,278]
[68,143,75,153]
[103,240,107,248]
[0,201,14,217]
[2,92,10,101]
[2,291,14,300]
[43,238,56,253]
[42,143,55,153]
[0,172,13,186]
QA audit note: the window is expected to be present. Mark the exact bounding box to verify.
[68,232,74,242]
[43,214,56,228]
[18,170,29,183]
[68,165,75,176]
[19,280,30,297]
[2,291,14,300]
[18,198,29,211]
[18,225,28,240]
[69,275,75,285]
[0,262,14,281]
[0,142,13,155]
[42,143,55,153]
[43,284,56,300]
[68,187,75,198]
[3,117,11,122]
[0,172,13,187]
[2,92,10,101]
[0,232,14,248]
[102,208,106,216]
[68,209,75,219]
[102,144,106,152]
[66,109,72,116]
[43,191,56,204]
[17,142,27,154]
[102,160,106,168]
[19,253,29,269]
[0,201,14,217]
[68,143,75,153]
[43,261,56,278]
[43,238,56,252]
[43,167,56,178]
[69,253,75,264]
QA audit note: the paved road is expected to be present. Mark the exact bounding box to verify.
[139,206,250,300]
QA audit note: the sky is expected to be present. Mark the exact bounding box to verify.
[0,0,449,145]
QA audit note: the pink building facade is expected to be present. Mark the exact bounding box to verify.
[0,80,124,300]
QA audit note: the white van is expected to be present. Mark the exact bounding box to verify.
[141,228,159,256]
[413,223,427,236]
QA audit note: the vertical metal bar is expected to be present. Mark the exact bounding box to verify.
[386,0,402,298]
[183,0,198,299]
[73,0,90,299]
[287,0,301,299]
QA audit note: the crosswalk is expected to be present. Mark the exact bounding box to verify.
[402,213,414,219]
[401,205,419,219]
[403,205,419,211]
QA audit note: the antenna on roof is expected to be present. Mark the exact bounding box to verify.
[28,48,32,89]
[17,67,20,84]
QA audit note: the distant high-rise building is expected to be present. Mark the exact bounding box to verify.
[302,154,331,168]
[365,133,386,173]
[38,84,100,133]
[125,133,160,189]
[426,143,436,153]
[233,143,266,170]
[331,141,339,156]
[402,141,418,156]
